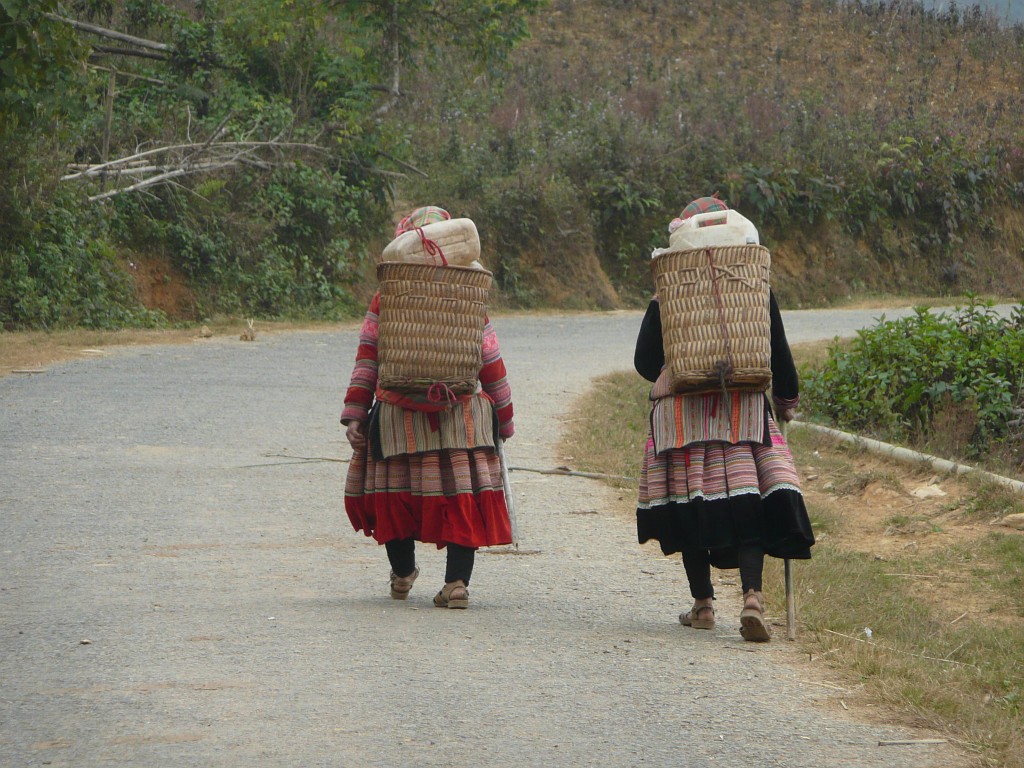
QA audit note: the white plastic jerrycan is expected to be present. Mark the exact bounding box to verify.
[668,209,760,251]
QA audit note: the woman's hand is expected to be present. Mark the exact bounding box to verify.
[778,407,797,423]
[344,420,367,450]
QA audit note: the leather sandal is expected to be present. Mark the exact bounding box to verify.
[433,581,469,609]
[389,566,419,600]
[679,603,716,630]
[739,589,771,642]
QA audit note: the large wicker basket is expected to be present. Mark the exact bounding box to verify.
[651,245,772,394]
[376,261,493,395]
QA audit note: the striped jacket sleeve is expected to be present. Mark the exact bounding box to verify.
[479,318,515,439]
[340,292,380,425]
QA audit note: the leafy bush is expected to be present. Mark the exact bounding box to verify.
[1,0,542,328]
[0,191,163,329]
[802,299,1024,459]
[5,0,1024,325]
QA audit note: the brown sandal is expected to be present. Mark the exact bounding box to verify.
[389,566,419,600]
[739,590,771,642]
[679,603,716,630]
[433,581,469,609]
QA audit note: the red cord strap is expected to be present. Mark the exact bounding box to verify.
[414,227,448,266]
[427,382,457,404]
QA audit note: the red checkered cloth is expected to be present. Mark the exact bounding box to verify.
[668,195,729,234]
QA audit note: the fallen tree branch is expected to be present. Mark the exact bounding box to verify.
[91,45,170,61]
[65,135,336,199]
[180,111,234,168]
[64,139,330,179]
[88,166,219,201]
[376,151,429,178]
[45,14,172,52]
[88,64,168,86]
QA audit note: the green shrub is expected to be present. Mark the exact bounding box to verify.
[802,299,1024,458]
[0,191,163,329]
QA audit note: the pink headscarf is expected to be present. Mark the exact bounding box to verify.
[394,206,451,238]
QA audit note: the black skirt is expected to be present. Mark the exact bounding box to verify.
[637,488,815,568]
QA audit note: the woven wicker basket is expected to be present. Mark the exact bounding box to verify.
[651,245,772,394]
[376,261,493,395]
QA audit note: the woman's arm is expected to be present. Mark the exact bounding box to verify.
[480,319,515,439]
[769,291,799,419]
[340,292,381,431]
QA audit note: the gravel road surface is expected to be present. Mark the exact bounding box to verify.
[0,306,976,767]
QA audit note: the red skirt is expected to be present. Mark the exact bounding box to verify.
[344,445,512,549]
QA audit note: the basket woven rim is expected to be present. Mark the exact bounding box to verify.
[652,243,771,259]
[377,261,493,278]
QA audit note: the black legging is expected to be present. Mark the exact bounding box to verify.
[681,544,765,598]
[384,538,476,585]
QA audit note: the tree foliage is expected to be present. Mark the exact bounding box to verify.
[0,0,89,134]
[0,0,542,328]
[395,0,1024,307]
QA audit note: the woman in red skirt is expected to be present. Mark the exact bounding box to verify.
[341,206,514,610]
[634,196,814,641]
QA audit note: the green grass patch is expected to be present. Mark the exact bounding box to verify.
[954,480,1024,524]
[943,534,1024,618]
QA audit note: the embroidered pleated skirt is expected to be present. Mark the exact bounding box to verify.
[345,442,512,550]
[636,404,814,568]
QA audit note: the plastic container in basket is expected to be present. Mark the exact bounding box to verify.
[668,209,760,251]
[376,261,493,395]
[651,244,772,394]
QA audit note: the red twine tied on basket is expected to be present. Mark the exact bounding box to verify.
[414,227,448,266]
[427,382,457,405]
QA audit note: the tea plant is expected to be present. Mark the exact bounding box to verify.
[802,299,1024,459]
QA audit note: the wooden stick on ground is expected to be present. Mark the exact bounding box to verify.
[785,558,797,641]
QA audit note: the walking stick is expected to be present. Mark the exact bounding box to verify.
[782,420,796,641]
[497,439,519,549]
[784,559,796,641]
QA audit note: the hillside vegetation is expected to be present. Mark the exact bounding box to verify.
[398,0,1024,308]
[2,0,1023,328]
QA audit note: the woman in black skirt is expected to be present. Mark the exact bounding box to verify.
[634,196,814,641]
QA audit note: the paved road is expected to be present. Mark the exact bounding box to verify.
[0,306,982,767]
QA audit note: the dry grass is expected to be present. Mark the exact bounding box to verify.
[558,370,648,487]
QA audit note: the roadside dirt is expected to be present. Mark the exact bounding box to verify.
[795,434,1024,629]
[127,253,198,320]
[0,320,340,377]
